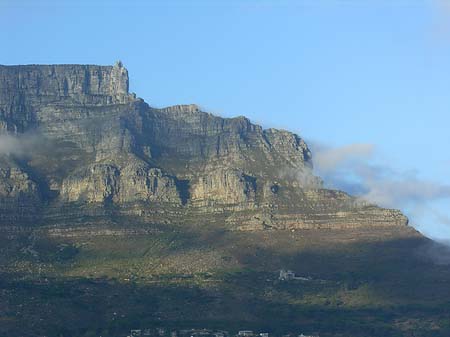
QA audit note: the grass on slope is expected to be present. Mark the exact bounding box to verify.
[1,224,450,336]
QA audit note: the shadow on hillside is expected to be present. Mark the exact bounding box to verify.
[2,269,449,337]
[3,229,450,337]
[226,230,450,305]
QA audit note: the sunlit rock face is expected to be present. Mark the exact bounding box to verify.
[0,62,408,229]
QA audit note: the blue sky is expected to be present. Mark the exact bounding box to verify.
[1,0,449,238]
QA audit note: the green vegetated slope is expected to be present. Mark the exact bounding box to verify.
[2,222,450,337]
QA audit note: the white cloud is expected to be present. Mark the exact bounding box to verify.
[310,142,450,207]
[312,143,375,173]
[309,141,450,239]
[0,133,43,156]
[0,134,24,155]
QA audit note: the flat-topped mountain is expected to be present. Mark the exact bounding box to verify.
[0,62,407,230]
[3,63,445,337]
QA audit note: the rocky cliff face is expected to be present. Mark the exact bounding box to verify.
[0,62,408,229]
[0,61,130,133]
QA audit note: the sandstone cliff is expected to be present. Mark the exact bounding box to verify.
[0,62,408,229]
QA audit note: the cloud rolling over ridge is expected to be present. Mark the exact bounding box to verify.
[309,141,450,239]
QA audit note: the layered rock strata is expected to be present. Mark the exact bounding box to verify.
[0,62,408,229]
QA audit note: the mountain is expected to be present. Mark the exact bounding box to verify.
[1,62,449,337]
[0,61,406,229]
